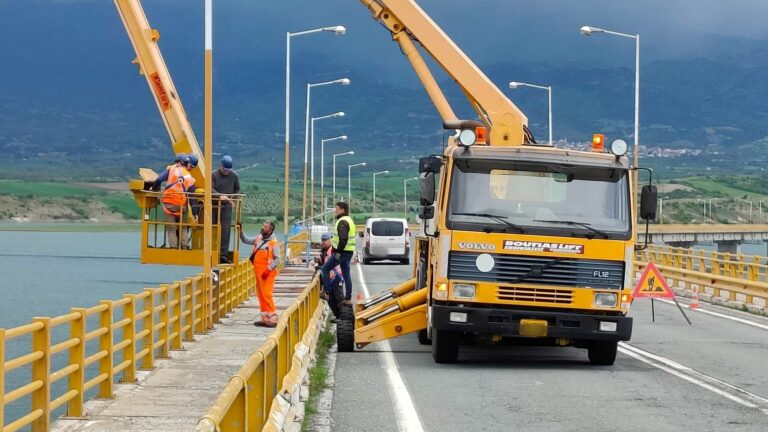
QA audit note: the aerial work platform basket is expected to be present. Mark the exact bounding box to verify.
[129,171,243,267]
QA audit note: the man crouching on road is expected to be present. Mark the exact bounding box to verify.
[314,233,345,322]
[322,202,355,303]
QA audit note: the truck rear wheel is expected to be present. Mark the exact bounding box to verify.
[587,340,618,366]
[432,329,459,363]
[417,329,431,345]
[336,305,355,353]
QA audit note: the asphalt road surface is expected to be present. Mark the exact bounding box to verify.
[331,260,768,432]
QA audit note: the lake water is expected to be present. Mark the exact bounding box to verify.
[0,231,196,329]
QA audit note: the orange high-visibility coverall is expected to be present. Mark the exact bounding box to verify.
[246,235,280,325]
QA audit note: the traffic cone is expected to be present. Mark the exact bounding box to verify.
[352,252,360,264]
[356,291,363,304]
[690,286,700,309]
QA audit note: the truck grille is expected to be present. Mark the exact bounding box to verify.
[448,252,624,290]
[497,286,573,304]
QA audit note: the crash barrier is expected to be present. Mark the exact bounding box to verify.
[0,232,308,432]
[196,275,322,432]
[282,231,310,268]
[636,245,768,307]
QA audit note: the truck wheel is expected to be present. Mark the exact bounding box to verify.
[336,314,355,353]
[432,329,459,363]
[417,329,431,345]
[587,340,618,366]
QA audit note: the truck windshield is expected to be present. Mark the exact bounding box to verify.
[447,159,631,240]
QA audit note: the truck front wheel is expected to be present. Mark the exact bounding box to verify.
[432,329,459,363]
[587,340,618,366]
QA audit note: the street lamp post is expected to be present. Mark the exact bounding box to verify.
[310,112,345,220]
[581,25,640,193]
[348,162,367,205]
[708,199,715,224]
[321,135,348,215]
[286,25,346,232]
[403,177,419,219]
[373,170,390,216]
[696,199,707,222]
[302,78,350,223]
[508,82,552,145]
[333,151,354,204]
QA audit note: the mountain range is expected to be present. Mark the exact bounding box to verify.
[2,0,768,179]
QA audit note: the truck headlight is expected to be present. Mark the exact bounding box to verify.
[594,292,617,308]
[453,283,476,299]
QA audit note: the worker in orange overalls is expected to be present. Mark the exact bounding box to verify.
[153,154,197,249]
[238,221,281,327]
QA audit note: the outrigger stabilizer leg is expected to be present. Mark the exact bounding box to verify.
[337,278,428,351]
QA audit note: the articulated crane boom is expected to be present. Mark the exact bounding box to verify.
[358,0,532,146]
[115,0,205,184]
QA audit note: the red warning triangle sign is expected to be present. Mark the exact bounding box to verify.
[633,261,674,299]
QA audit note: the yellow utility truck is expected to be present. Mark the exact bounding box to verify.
[338,0,658,364]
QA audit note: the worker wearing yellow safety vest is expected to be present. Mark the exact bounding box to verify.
[322,202,356,302]
[154,154,197,249]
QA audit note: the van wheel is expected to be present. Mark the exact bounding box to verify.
[417,329,431,345]
[432,329,459,363]
[587,340,618,366]
[401,258,410,265]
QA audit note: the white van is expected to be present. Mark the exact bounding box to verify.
[361,218,410,265]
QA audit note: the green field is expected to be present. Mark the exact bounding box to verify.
[0,180,106,198]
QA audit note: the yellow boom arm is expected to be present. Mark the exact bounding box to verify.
[114,0,205,184]
[359,0,530,146]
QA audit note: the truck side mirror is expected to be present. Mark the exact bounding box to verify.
[418,205,435,220]
[419,156,442,174]
[640,185,658,220]
[420,173,436,206]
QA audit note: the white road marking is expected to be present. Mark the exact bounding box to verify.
[619,342,768,414]
[356,264,426,432]
[656,298,768,331]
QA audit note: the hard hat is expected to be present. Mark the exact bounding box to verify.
[321,232,333,241]
[175,153,187,163]
[178,154,192,165]
[187,154,199,168]
[221,155,234,169]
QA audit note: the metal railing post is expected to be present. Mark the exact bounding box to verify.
[171,283,183,350]
[31,317,51,432]
[141,289,155,369]
[122,296,136,383]
[159,286,170,358]
[0,329,6,428]
[68,308,86,416]
[98,300,115,398]
[184,280,195,342]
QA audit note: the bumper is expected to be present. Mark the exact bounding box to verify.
[432,304,632,341]
[365,247,409,260]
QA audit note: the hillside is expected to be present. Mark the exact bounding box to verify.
[2,1,768,180]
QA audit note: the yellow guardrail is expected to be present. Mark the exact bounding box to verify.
[636,245,768,305]
[0,232,308,432]
[196,275,322,432]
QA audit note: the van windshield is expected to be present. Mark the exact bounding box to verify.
[371,221,405,236]
[447,159,631,240]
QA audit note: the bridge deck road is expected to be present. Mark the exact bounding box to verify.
[331,261,768,432]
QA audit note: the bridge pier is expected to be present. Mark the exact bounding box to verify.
[716,241,741,254]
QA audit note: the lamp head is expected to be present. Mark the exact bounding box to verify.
[339,78,351,86]
[327,25,346,35]
[334,112,345,118]
[508,81,521,89]
[581,25,598,35]
[340,135,348,140]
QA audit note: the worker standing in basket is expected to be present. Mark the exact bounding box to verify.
[239,221,281,327]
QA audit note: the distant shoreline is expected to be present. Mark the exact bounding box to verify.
[0,222,141,233]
